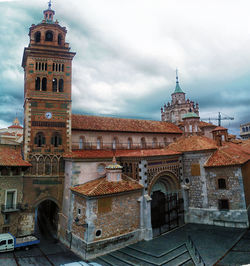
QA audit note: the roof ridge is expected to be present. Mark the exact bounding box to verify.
[72,113,168,123]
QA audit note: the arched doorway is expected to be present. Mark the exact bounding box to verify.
[35,199,59,240]
[149,172,184,237]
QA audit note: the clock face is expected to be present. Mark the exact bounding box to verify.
[45,112,52,119]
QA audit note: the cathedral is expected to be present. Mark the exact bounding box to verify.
[0,3,250,261]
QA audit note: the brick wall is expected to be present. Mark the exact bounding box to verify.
[206,166,245,210]
[71,191,141,242]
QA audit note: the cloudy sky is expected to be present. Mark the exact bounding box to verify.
[0,0,249,135]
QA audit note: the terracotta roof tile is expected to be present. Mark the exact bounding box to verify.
[64,148,181,159]
[72,114,183,134]
[71,175,143,197]
[212,126,227,132]
[199,121,216,128]
[8,125,23,129]
[168,136,217,152]
[0,146,31,167]
[205,141,250,167]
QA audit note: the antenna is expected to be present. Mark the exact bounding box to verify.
[176,69,179,83]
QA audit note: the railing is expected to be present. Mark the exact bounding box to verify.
[187,235,205,266]
[72,141,171,151]
[1,203,22,213]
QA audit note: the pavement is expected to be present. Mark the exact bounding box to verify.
[1,224,250,265]
[94,224,250,266]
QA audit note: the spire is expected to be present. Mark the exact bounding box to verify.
[174,69,184,93]
[48,0,52,9]
[43,0,55,22]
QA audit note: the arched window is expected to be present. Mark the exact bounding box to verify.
[45,157,51,175]
[189,124,192,132]
[79,136,85,149]
[58,34,63,45]
[35,77,40,91]
[53,63,55,71]
[152,137,157,148]
[45,30,53,41]
[39,62,41,70]
[97,137,102,149]
[35,62,38,70]
[218,178,226,189]
[35,31,41,43]
[30,156,37,176]
[52,78,57,92]
[52,157,58,175]
[42,77,47,91]
[164,137,168,147]
[62,64,64,72]
[112,137,118,150]
[42,63,44,71]
[51,132,62,147]
[59,79,64,92]
[34,132,45,147]
[141,137,146,149]
[128,138,132,149]
[38,157,44,175]
[58,64,61,72]
[45,63,47,71]
[59,157,64,173]
[56,64,58,71]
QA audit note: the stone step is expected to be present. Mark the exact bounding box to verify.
[181,259,195,266]
[128,243,186,258]
[111,250,155,266]
[123,244,188,265]
[162,251,192,266]
[98,254,133,266]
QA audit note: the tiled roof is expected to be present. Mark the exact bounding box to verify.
[168,136,217,152]
[64,148,181,159]
[199,121,216,128]
[212,126,227,132]
[71,175,143,197]
[72,114,183,134]
[8,125,23,129]
[0,146,31,167]
[205,141,250,167]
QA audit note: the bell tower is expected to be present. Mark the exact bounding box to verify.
[21,3,76,231]
[22,2,75,160]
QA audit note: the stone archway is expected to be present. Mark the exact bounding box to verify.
[35,198,59,240]
[149,171,184,237]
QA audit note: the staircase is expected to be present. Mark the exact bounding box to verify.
[92,243,195,266]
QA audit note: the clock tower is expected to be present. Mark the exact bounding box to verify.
[22,3,75,160]
[21,2,75,230]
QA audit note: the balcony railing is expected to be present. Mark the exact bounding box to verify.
[1,203,22,213]
[72,141,171,151]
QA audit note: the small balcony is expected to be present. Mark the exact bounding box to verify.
[1,203,22,213]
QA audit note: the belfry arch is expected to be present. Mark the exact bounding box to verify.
[149,170,184,237]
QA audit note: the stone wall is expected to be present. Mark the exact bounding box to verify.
[242,160,250,208]
[69,191,142,259]
[0,174,24,236]
[182,151,212,209]
[185,152,249,228]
